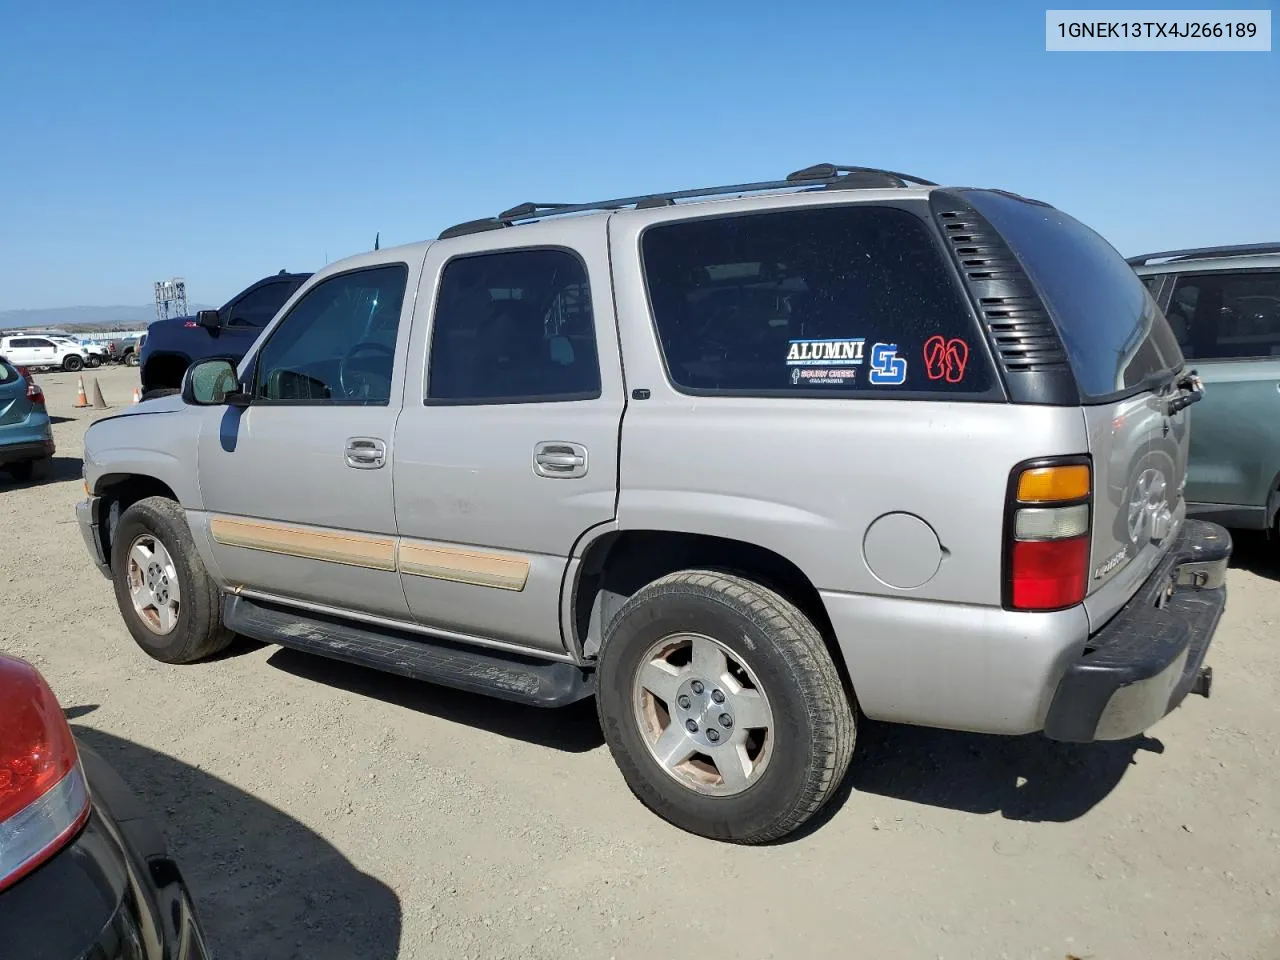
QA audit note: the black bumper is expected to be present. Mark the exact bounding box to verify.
[1043,519,1232,743]
[0,439,54,466]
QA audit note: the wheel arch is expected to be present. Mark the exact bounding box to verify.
[140,351,192,391]
[93,473,181,568]
[568,528,854,700]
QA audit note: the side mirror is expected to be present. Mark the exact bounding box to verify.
[196,309,221,330]
[182,358,251,407]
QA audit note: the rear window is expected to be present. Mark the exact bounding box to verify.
[641,205,995,397]
[965,191,1183,401]
[0,359,17,384]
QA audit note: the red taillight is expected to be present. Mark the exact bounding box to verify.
[1006,459,1092,612]
[1011,536,1090,609]
[0,655,90,893]
[26,383,44,406]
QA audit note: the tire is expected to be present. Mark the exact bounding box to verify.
[110,496,232,664]
[86,356,101,369]
[63,355,83,373]
[5,458,49,482]
[125,352,139,367]
[596,569,855,844]
[140,387,179,401]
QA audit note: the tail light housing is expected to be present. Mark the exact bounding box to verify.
[16,367,44,407]
[1004,458,1092,611]
[0,655,90,893]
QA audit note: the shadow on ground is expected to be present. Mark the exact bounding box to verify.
[266,646,605,753]
[0,455,83,486]
[1227,529,1280,580]
[71,720,402,960]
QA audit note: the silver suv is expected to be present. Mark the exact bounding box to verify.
[77,164,1231,843]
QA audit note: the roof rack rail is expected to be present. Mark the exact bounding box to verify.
[437,163,937,239]
[1126,242,1280,266]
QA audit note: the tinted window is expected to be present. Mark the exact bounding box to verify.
[966,191,1183,400]
[28,339,54,349]
[426,249,601,403]
[1166,271,1280,360]
[1141,274,1164,295]
[0,359,17,383]
[227,281,301,328]
[641,206,992,396]
[254,265,407,404]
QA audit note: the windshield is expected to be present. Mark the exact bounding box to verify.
[966,190,1183,401]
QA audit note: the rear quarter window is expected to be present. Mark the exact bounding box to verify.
[965,191,1183,401]
[640,205,996,397]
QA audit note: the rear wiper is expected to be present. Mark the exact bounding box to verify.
[1168,369,1204,414]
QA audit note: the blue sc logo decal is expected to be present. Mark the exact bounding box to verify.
[868,343,907,385]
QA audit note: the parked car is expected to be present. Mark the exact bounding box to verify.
[105,335,141,366]
[78,163,1230,843]
[49,336,106,368]
[0,334,93,372]
[1129,243,1280,535]
[0,358,53,481]
[138,271,311,399]
[0,653,211,959]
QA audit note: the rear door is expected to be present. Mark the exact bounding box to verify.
[963,191,1188,627]
[392,221,624,656]
[1160,268,1280,518]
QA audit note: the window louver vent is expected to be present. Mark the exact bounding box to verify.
[936,208,1069,373]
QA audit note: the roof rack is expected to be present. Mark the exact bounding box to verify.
[438,163,938,239]
[1126,242,1280,266]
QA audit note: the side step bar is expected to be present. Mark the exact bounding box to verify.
[222,595,594,708]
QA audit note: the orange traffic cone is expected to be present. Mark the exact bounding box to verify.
[73,377,90,408]
[132,386,142,403]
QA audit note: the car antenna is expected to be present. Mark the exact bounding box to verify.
[374,232,380,251]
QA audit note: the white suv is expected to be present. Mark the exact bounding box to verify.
[0,335,95,372]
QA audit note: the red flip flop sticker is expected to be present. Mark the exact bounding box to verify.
[923,335,969,383]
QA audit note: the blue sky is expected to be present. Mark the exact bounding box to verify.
[0,0,1275,309]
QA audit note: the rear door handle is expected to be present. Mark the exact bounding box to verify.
[345,437,387,469]
[534,442,588,478]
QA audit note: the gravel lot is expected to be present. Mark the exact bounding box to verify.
[3,363,1278,960]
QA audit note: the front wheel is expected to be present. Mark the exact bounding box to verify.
[596,570,855,844]
[63,355,83,373]
[110,496,232,664]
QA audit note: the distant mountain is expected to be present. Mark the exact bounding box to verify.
[0,304,217,331]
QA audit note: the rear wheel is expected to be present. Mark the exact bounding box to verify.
[125,352,139,367]
[596,569,855,844]
[110,496,232,664]
[62,355,83,373]
[140,387,179,401]
[86,356,101,369]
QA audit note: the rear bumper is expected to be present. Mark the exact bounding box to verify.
[1043,519,1231,743]
[76,495,111,578]
[0,438,54,465]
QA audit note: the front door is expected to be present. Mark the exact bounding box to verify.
[195,261,419,618]
[1162,268,1280,514]
[392,228,624,655]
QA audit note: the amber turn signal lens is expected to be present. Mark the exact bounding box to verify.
[1017,464,1090,503]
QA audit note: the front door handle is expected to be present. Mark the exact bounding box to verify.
[345,437,387,469]
[534,442,588,479]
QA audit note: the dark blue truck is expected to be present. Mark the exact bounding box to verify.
[138,271,311,398]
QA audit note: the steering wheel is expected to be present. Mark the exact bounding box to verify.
[338,341,395,399]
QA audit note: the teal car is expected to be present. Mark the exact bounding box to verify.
[0,356,54,482]
[1130,243,1280,534]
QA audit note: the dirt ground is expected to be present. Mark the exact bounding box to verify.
[2,362,1278,960]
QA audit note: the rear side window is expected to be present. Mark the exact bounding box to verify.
[1165,271,1280,360]
[227,280,301,328]
[965,191,1183,400]
[641,206,994,396]
[0,359,17,383]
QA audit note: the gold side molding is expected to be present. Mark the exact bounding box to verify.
[397,541,529,592]
[210,517,397,572]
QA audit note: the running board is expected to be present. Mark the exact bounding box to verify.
[222,595,593,707]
